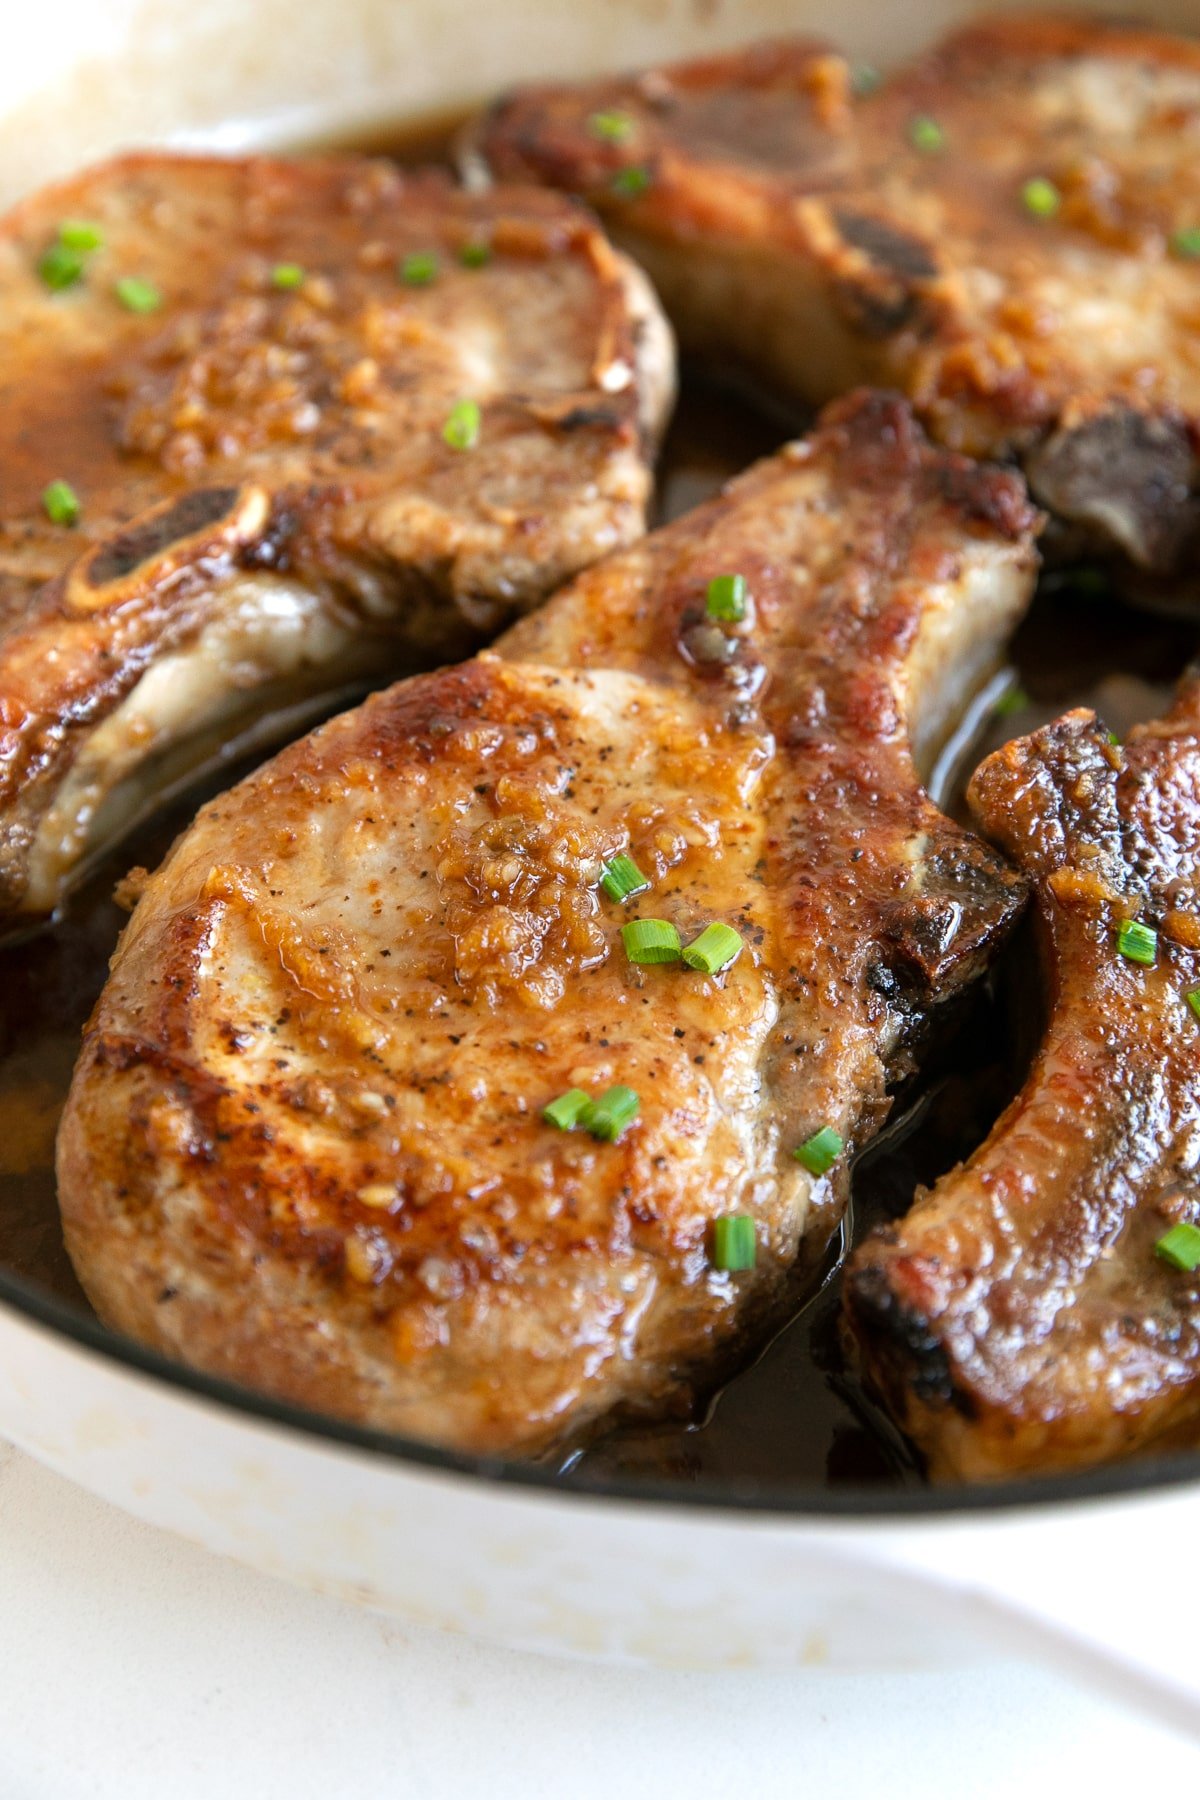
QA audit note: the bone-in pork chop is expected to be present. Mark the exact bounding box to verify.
[847,684,1200,1479]
[477,13,1200,582]
[0,152,673,922]
[56,393,1036,1455]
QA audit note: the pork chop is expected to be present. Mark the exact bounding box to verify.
[0,152,673,924]
[56,393,1037,1455]
[846,684,1200,1480]
[477,13,1200,583]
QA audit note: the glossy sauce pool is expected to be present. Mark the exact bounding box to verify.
[2,123,1198,1495]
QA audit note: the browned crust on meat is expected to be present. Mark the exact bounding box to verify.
[58,393,1038,1454]
[846,684,1200,1480]
[477,12,1200,577]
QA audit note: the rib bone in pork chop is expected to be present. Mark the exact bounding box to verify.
[56,394,1036,1455]
[847,684,1200,1479]
[477,12,1200,582]
[0,152,673,923]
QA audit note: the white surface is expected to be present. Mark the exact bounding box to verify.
[0,1439,1196,1800]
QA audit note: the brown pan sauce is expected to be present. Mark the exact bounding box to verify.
[0,117,1195,1493]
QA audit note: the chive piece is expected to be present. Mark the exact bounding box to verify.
[442,399,481,451]
[114,276,162,314]
[543,1087,592,1131]
[794,1126,844,1176]
[38,242,86,291]
[1106,729,1121,748]
[58,219,105,251]
[1117,919,1157,965]
[459,241,491,268]
[271,261,305,290]
[995,685,1031,718]
[42,479,81,526]
[399,251,438,285]
[1170,227,1200,260]
[1021,177,1061,219]
[681,922,743,974]
[620,918,681,964]
[851,64,881,96]
[1187,989,1200,1021]
[611,165,651,197]
[589,109,634,142]
[582,1084,639,1142]
[705,573,748,623]
[1155,1221,1200,1272]
[712,1214,757,1272]
[908,115,944,154]
[599,854,649,904]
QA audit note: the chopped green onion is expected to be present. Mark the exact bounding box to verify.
[543,1088,593,1131]
[994,684,1031,717]
[42,479,81,526]
[705,573,748,623]
[399,251,438,285]
[38,242,86,291]
[1106,729,1121,748]
[620,918,681,964]
[458,241,491,268]
[1186,988,1200,1021]
[712,1214,757,1272]
[114,276,162,314]
[1155,1221,1200,1272]
[1117,918,1157,965]
[599,854,649,904]
[442,399,481,451]
[270,261,305,290]
[58,219,104,251]
[611,165,651,197]
[681,922,743,974]
[582,1084,639,1142]
[794,1126,844,1176]
[589,109,634,142]
[851,64,881,96]
[1170,227,1200,260]
[1021,177,1061,220]
[908,115,944,154]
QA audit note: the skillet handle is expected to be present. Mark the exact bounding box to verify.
[873,1481,1200,1740]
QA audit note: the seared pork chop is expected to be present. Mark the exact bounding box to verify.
[847,685,1200,1480]
[477,13,1200,583]
[57,394,1037,1455]
[0,152,673,923]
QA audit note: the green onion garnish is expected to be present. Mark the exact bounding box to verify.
[908,115,944,154]
[582,1084,640,1142]
[611,166,651,197]
[851,64,881,96]
[114,276,162,314]
[271,262,305,290]
[58,219,104,251]
[38,242,86,291]
[681,922,743,974]
[399,251,438,285]
[442,399,481,451]
[599,854,649,903]
[1170,227,1200,260]
[1117,919,1156,965]
[543,1088,593,1131]
[459,241,491,268]
[994,685,1031,717]
[42,479,81,526]
[705,573,748,623]
[589,109,634,142]
[1186,989,1200,1021]
[794,1126,844,1176]
[712,1214,756,1272]
[1155,1221,1200,1272]
[620,918,681,964]
[1021,177,1061,220]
